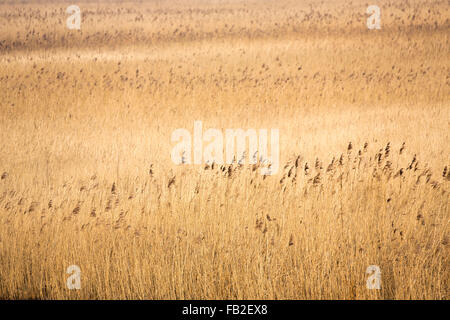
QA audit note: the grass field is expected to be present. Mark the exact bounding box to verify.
[0,0,448,299]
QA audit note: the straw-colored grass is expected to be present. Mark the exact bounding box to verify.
[0,0,448,299]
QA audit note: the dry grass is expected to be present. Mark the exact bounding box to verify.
[0,0,448,299]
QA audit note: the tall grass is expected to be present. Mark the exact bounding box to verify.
[0,0,448,299]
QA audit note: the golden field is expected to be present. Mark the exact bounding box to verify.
[0,0,448,299]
